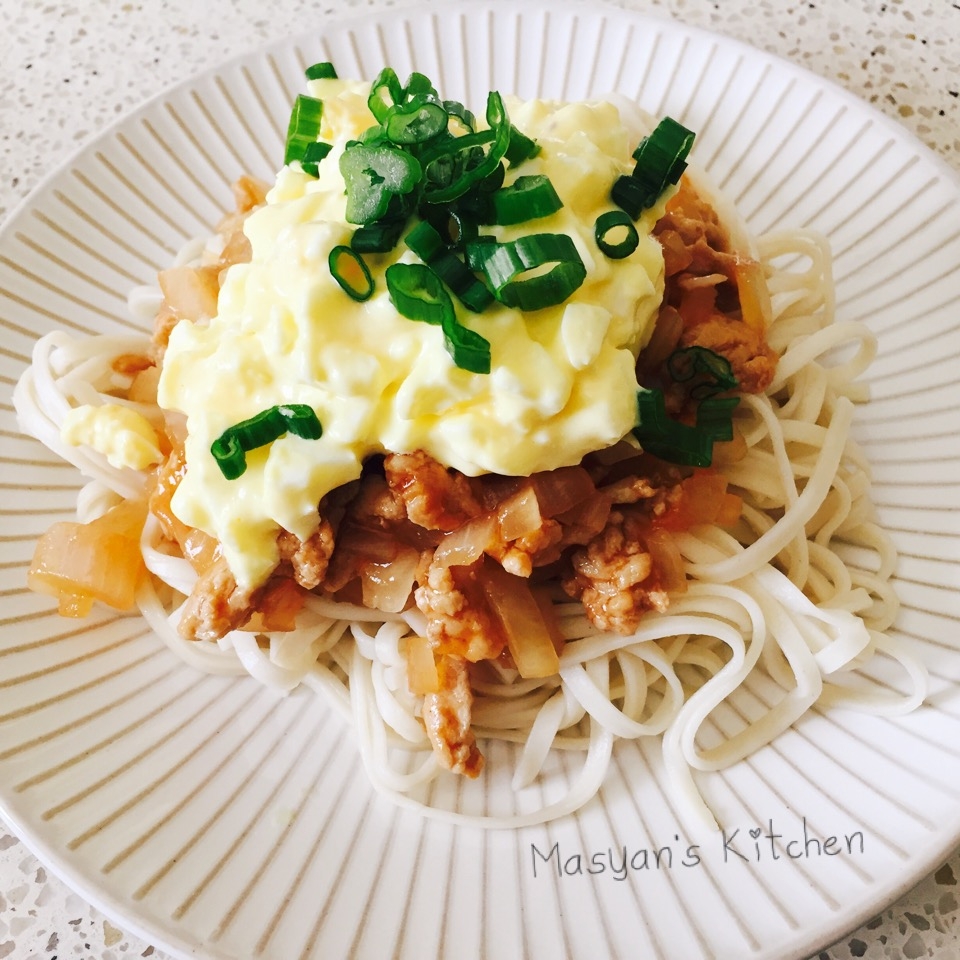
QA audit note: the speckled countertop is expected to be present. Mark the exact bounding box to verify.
[1,1,959,958]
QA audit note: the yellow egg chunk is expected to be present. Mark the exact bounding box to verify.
[157,82,670,591]
[61,403,163,471]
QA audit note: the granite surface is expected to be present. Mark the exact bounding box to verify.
[1,0,959,958]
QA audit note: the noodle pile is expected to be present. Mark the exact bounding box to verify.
[14,220,926,829]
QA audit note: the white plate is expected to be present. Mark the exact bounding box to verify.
[1,3,959,959]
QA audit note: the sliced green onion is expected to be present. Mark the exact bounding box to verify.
[504,124,540,166]
[339,143,422,224]
[402,72,438,101]
[384,97,449,145]
[421,130,493,197]
[667,346,738,399]
[441,162,504,225]
[277,403,325,439]
[284,94,324,167]
[449,209,480,247]
[696,395,740,443]
[405,221,493,312]
[610,174,653,220]
[302,141,332,161]
[632,389,714,467]
[211,405,323,479]
[350,219,407,253]
[421,92,511,204]
[210,431,246,481]
[632,116,695,186]
[443,100,476,134]
[489,175,563,225]
[441,312,492,374]
[466,233,586,311]
[433,207,480,248]
[632,346,739,465]
[614,116,695,219]
[432,252,494,313]
[368,67,403,122]
[305,61,338,80]
[631,388,738,467]
[594,209,640,259]
[404,219,447,263]
[228,407,287,447]
[385,262,491,372]
[328,245,376,301]
[476,160,506,194]
[385,262,452,326]
[300,140,333,177]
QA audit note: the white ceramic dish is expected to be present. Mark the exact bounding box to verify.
[1,3,959,958]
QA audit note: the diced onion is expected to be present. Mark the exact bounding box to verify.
[734,257,773,332]
[216,229,253,270]
[158,265,220,321]
[360,547,419,613]
[434,514,497,568]
[555,491,612,542]
[714,492,743,527]
[642,528,687,595]
[27,500,147,614]
[338,524,401,565]
[711,430,748,466]
[127,364,161,405]
[640,304,684,369]
[404,634,440,695]
[480,561,560,679]
[497,484,542,541]
[230,174,270,213]
[530,466,595,517]
[243,578,305,632]
[658,230,694,275]
[677,284,717,327]
[655,470,732,532]
[678,272,727,290]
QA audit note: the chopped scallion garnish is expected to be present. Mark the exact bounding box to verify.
[328,245,376,301]
[632,389,717,467]
[613,116,695,219]
[284,66,591,365]
[339,143,422,224]
[504,125,541,166]
[420,92,511,204]
[405,220,448,264]
[466,233,586,311]
[367,67,404,123]
[432,252,494,313]
[632,343,740,467]
[443,100,476,134]
[300,140,333,177]
[405,221,493,312]
[350,219,407,254]
[489,174,562,226]
[385,262,450,326]
[383,97,450,145]
[211,404,323,480]
[695,395,740,443]
[667,346,738,399]
[402,72,439,102]
[594,209,640,259]
[305,61,338,80]
[385,262,491,372]
[284,94,324,169]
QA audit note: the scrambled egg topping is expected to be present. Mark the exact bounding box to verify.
[62,403,163,471]
[157,80,670,589]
